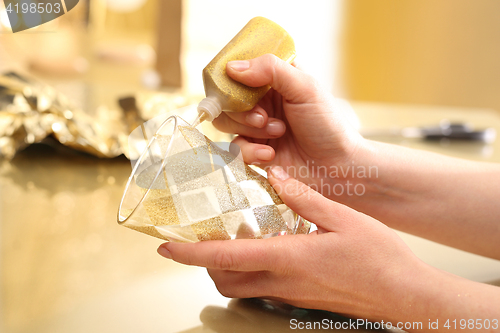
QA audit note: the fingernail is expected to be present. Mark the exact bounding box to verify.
[266,121,285,136]
[246,112,265,127]
[228,60,250,72]
[157,246,172,259]
[270,166,290,181]
[255,149,272,161]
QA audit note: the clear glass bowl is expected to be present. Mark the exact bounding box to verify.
[117,115,310,242]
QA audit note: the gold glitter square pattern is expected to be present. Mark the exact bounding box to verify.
[124,121,305,242]
[252,205,287,236]
[190,217,231,241]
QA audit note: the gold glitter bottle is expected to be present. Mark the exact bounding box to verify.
[196,17,296,123]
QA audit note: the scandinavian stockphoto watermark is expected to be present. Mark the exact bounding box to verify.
[255,160,379,198]
[2,0,79,33]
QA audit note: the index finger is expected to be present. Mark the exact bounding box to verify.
[158,237,290,272]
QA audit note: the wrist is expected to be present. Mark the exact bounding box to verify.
[324,139,419,222]
[381,262,500,332]
[314,139,384,204]
[369,260,443,326]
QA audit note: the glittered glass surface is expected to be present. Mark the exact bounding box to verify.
[118,116,308,242]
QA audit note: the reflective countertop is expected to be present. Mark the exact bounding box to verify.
[2,101,500,333]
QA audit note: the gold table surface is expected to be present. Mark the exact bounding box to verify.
[2,101,500,333]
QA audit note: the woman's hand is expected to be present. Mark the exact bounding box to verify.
[157,166,427,322]
[216,57,500,261]
[213,54,365,200]
[158,167,500,331]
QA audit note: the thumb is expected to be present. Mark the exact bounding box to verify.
[267,166,356,231]
[226,54,323,105]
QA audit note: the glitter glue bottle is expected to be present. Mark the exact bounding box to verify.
[194,17,296,125]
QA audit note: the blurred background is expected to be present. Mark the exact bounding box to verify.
[1,1,500,332]
[2,0,500,109]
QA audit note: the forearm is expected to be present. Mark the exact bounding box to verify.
[338,140,500,259]
[387,263,500,332]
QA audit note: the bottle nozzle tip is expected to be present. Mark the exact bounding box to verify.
[197,97,222,122]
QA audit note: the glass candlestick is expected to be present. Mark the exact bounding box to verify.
[118,115,310,242]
